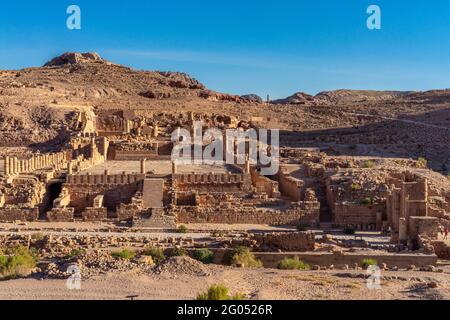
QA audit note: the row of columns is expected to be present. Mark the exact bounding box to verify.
[4,152,67,176]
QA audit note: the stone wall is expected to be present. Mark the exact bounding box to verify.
[252,231,315,252]
[175,201,320,226]
[47,208,75,222]
[82,207,107,221]
[332,203,385,230]
[0,207,39,222]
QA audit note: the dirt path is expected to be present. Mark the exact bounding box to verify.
[1,267,449,300]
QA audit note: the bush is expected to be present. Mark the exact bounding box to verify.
[177,225,189,234]
[362,258,378,269]
[362,160,375,168]
[277,257,310,270]
[111,249,136,260]
[168,247,188,257]
[196,284,245,300]
[211,230,225,237]
[193,249,214,264]
[360,197,374,206]
[31,233,45,241]
[142,247,165,264]
[343,225,356,235]
[351,183,362,191]
[418,157,428,168]
[222,247,262,268]
[0,246,37,278]
[65,248,86,259]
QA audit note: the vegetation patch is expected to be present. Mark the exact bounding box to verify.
[222,247,262,268]
[177,225,189,233]
[111,249,136,260]
[196,284,245,300]
[168,247,188,257]
[361,258,378,269]
[277,257,310,270]
[0,246,37,279]
[192,248,214,264]
[142,247,166,264]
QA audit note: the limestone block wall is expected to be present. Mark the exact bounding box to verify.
[0,207,39,222]
[278,172,304,201]
[47,208,74,222]
[332,203,385,230]
[173,173,252,193]
[82,207,107,221]
[65,173,145,214]
[252,231,315,252]
[408,216,439,240]
[250,167,280,198]
[175,201,320,226]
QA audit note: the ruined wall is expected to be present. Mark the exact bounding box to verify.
[0,207,39,222]
[65,173,145,214]
[175,201,320,226]
[252,231,315,252]
[332,203,385,230]
[173,173,252,193]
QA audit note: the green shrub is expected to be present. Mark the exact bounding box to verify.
[211,230,226,237]
[418,157,428,168]
[31,233,45,241]
[193,249,214,264]
[277,257,310,270]
[65,248,86,259]
[142,247,165,264]
[111,249,136,260]
[360,197,374,206]
[343,225,356,235]
[362,258,378,269]
[351,183,362,191]
[168,247,188,257]
[177,225,189,233]
[196,284,245,300]
[222,247,262,268]
[0,246,37,278]
[362,160,375,168]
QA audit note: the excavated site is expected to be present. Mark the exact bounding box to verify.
[0,52,449,300]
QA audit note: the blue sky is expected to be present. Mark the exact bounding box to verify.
[0,1,449,98]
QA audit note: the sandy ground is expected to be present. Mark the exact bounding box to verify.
[1,265,449,300]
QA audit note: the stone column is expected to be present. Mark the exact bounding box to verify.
[13,157,18,175]
[4,156,9,176]
[67,161,73,175]
[172,161,177,175]
[140,159,146,174]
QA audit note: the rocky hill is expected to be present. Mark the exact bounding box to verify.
[0,52,448,172]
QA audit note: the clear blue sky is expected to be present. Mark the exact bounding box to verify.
[1,1,449,98]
